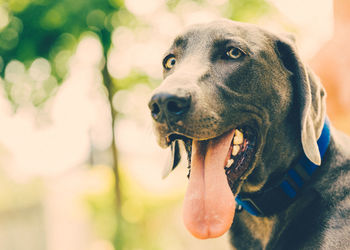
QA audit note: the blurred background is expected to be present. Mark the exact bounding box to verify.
[0,0,348,249]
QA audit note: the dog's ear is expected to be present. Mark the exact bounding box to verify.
[162,140,181,178]
[276,35,326,165]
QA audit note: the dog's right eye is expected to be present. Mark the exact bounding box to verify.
[163,55,176,70]
[226,47,244,60]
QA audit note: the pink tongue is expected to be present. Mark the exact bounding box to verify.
[183,130,236,239]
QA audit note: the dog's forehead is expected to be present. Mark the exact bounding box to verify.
[170,20,269,52]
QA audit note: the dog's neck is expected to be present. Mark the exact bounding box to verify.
[230,119,332,249]
[235,118,331,217]
[230,186,321,249]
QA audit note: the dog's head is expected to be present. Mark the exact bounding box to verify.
[148,19,326,239]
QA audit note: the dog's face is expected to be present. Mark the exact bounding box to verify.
[148,20,325,239]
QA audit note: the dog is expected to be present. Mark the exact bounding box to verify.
[148,19,350,249]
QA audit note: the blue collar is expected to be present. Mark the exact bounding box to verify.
[235,118,331,216]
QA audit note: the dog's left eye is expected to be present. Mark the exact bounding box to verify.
[163,55,176,70]
[226,47,244,59]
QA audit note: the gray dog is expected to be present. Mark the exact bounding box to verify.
[148,19,350,249]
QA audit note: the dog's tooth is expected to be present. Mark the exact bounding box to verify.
[234,130,243,144]
[225,159,234,168]
[232,145,240,156]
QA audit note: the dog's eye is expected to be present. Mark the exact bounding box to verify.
[163,55,176,70]
[226,47,244,59]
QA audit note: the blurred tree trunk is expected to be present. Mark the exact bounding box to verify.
[102,63,122,210]
[310,0,350,134]
[99,24,123,216]
[102,59,126,249]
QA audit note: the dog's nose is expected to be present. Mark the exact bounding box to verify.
[148,92,191,122]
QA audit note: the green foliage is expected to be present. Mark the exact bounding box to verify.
[113,70,161,91]
[0,170,44,212]
[0,0,123,109]
[166,0,182,10]
[226,0,272,22]
[1,0,120,78]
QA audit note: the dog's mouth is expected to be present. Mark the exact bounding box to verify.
[165,127,257,239]
[223,128,257,191]
[166,128,256,189]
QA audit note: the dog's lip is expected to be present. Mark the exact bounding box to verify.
[165,125,256,145]
[165,132,205,145]
[165,132,192,145]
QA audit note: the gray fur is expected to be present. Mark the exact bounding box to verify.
[148,19,350,249]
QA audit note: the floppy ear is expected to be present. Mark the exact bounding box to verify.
[162,140,181,178]
[276,35,326,165]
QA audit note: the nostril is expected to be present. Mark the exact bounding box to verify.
[167,97,190,115]
[167,101,183,115]
[151,102,161,119]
